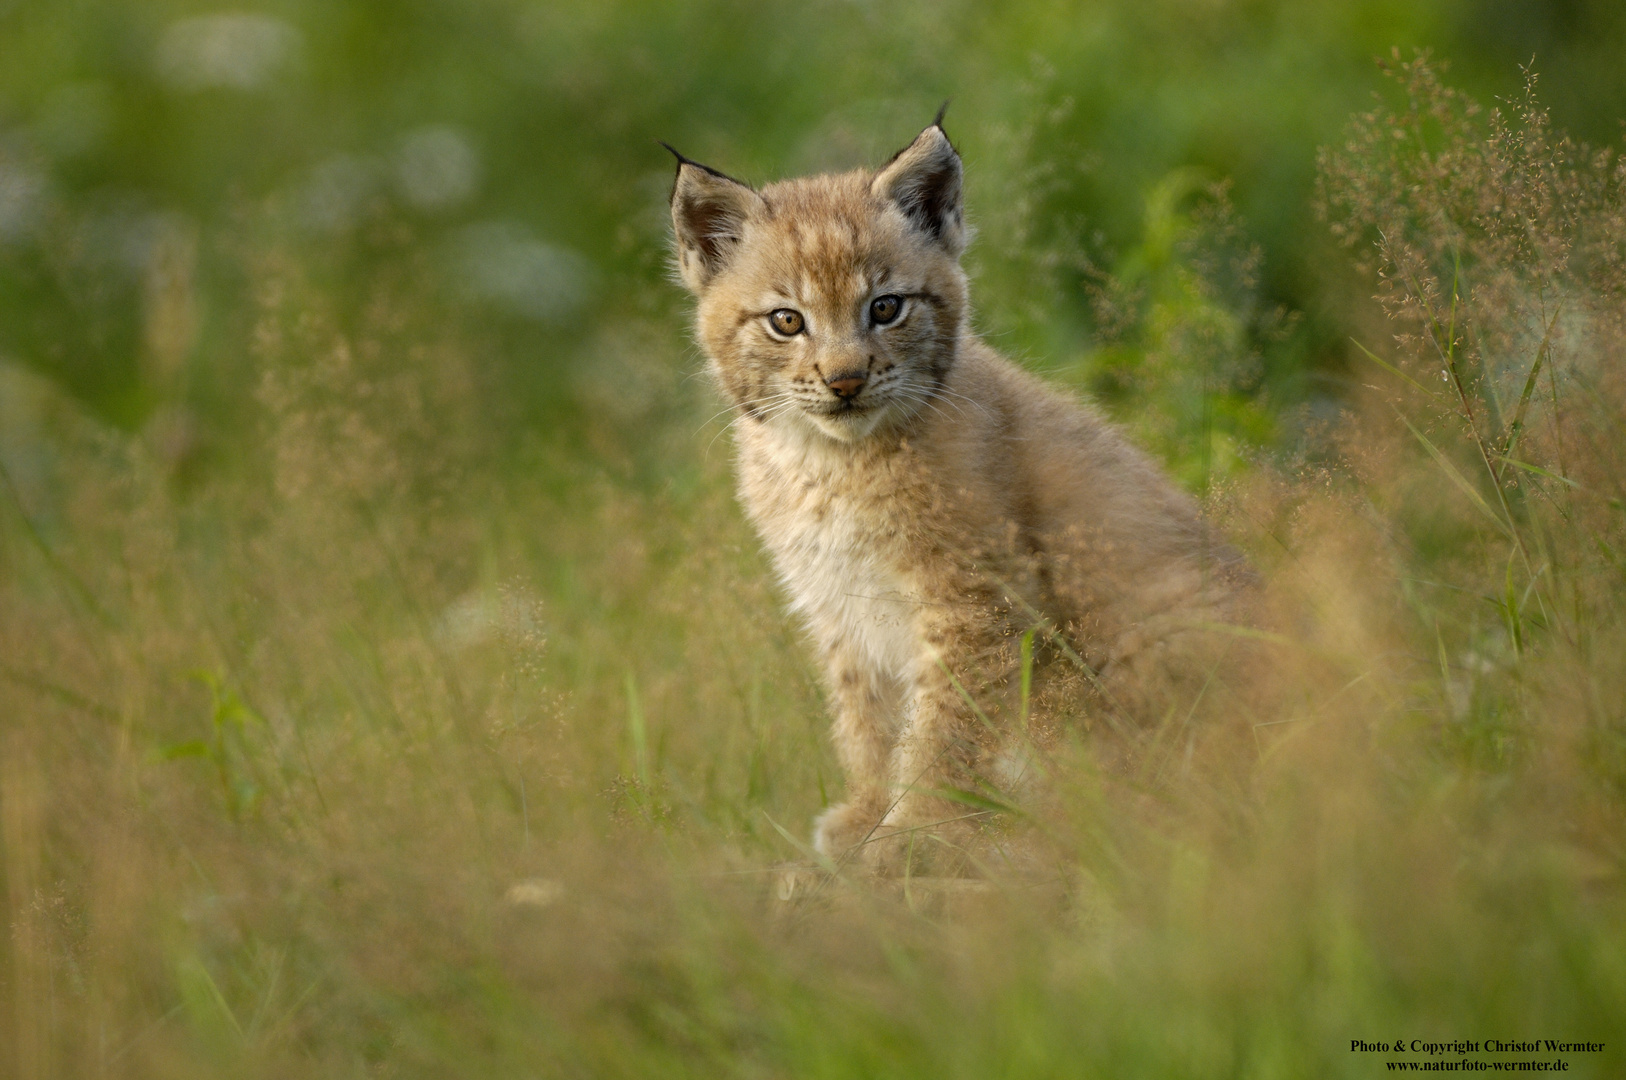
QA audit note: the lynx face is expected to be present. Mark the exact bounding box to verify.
[669,125,970,444]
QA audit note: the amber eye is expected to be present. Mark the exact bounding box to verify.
[768,309,804,336]
[869,294,903,325]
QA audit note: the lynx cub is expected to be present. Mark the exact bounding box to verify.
[669,118,1248,874]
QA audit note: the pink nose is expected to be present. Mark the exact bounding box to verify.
[827,373,866,399]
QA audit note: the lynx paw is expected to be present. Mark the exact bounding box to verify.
[811,800,885,863]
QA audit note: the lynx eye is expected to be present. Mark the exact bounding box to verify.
[768,309,804,336]
[869,294,903,325]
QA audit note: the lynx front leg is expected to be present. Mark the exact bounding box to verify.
[811,645,901,862]
[866,625,1009,876]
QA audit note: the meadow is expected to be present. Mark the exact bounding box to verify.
[3,2,1626,1076]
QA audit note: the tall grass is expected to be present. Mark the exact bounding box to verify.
[3,59,1625,1077]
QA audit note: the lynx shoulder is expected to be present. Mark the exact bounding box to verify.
[667,119,1251,874]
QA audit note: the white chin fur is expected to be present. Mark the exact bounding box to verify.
[804,406,887,442]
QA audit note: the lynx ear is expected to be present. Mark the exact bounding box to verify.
[665,145,764,293]
[871,121,964,254]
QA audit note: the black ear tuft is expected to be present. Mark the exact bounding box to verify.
[871,124,965,255]
[932,100,951,129]
[666,148,764,293]
[660,141,747,185]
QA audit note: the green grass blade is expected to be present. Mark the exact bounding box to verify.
[625,672,650,788]
[1353,338,1442,400]
[1398,412,1513,538]
[1500,302,1563,462]
[1495,454,1580,489]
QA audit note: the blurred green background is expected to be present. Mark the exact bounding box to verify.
[4,0,1624,470]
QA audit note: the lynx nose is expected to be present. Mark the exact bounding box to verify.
[826,372,867,399]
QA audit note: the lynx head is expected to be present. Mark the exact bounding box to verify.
[668,119,970,444]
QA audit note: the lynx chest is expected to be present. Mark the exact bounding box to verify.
[748,472,924,681]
